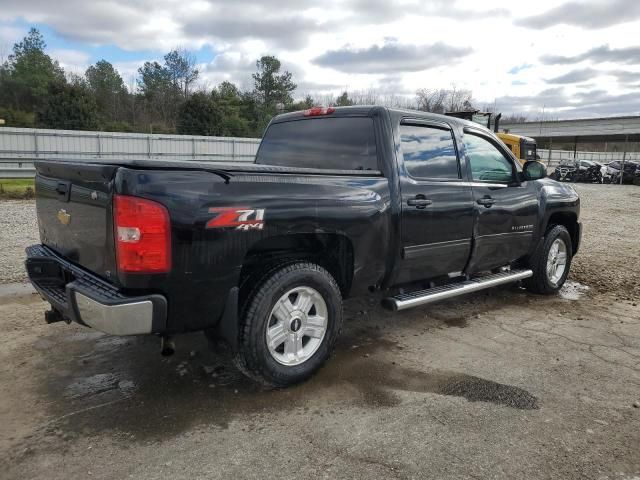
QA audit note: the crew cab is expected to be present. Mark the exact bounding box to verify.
[25,106,581,386]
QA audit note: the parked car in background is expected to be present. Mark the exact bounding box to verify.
[553,159,603,183]
[606,160,640,184]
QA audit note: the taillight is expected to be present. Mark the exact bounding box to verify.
[303,106,335,116]
[113,194,171,273]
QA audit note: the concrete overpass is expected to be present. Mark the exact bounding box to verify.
[500,115,640,153]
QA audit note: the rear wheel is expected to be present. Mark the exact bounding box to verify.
[234,262,343,387]
[525,225,572,294]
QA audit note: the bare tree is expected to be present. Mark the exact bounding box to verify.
[447,84,473,112]
[416,86,474,113]
[416,88,448,113]
[501,113,529,124]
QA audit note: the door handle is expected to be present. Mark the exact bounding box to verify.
[477,196,495,208]
[407,196,433,209]
[55,182,68,195]
[55,181,71,202]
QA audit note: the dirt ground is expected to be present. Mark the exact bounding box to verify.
[1,184,639,480]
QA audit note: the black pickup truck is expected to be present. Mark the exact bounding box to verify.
[26,106,581,386]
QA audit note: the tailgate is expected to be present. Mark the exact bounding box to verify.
[34,161,119,281]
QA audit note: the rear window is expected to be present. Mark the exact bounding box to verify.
[256,117,378,170]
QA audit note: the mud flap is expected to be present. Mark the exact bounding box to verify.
[215,287,239,351]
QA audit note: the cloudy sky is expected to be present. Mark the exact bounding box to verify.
[1,0,640,119]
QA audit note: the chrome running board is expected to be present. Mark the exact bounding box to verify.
[382,269,533,311]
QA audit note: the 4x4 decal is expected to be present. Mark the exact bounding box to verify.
[206,207,265,230]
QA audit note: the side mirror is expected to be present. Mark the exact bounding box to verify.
[523,161,547,181]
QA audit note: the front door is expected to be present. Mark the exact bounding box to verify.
[460,129,538,273]
[396,120,474,284]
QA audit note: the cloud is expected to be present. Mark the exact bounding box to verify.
[544,67,640,86]
[1,0,328,51]
[610,69,640,84]
[497,87,569,111]
[313,42,472,74]
[295,80,348,93]
[517,0,640,29]
[49,48,90,71]
[0,0,174,51]
[558,91,640,117]
[343,0,509,25]
[546,68,599,84]
[205,52,255,74]
[180,8,326,50]
[497,87,640,118]
[541,44,640,66]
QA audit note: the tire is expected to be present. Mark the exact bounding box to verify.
[525,225,573,295]
[234,262,343,387]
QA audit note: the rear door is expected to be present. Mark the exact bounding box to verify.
[460,129,538,273]
[34,161,118,280]
[396,120,474,284]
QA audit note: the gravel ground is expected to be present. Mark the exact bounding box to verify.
[0,200,38,284]
[1,184,639,480]
[569,185,640,299]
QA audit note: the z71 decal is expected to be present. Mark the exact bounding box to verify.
[206,207,265,230]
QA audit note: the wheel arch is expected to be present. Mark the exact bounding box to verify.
[239,233,355,299]
[546,211,579,255]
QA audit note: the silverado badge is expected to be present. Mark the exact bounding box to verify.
[57,209,71,225]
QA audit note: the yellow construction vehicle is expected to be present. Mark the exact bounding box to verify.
[445,110,538,165]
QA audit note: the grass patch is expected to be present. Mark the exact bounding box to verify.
[0,178,35,199]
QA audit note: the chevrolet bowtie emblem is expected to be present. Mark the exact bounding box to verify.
[57,209,71,225]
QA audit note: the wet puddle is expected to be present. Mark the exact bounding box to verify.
[307,342,539,410]
[559,281,590,300]
[64,373,136,399]
[41,334,538,442]
[24,304,540,451]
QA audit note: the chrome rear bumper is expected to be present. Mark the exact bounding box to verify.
[25,245,167,335]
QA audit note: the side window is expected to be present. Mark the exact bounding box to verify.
[400,124,459,179]
[463,133,514,183]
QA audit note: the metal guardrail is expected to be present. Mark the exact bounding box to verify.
[0,127,261,178]
[0,159,36,178]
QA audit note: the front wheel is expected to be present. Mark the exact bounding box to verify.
[234,262,343,387]
[525,225,573,294]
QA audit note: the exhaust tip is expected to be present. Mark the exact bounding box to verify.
[44,309,64,324]
[380,298,398,311]
[160,336,175,356]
